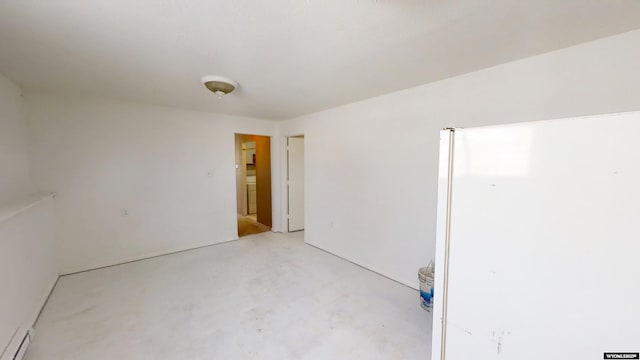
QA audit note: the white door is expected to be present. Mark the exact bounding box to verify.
[287,137,305,232]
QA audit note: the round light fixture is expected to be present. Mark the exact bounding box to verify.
[201,75,238,99]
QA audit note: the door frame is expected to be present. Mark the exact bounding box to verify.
[234,133,275,237]
[280,133,307,234]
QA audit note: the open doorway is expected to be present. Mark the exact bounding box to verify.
[286,135,305,232]
[235,134,272,237]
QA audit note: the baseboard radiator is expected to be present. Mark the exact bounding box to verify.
[0,193,58,360]
[1,327,33,360]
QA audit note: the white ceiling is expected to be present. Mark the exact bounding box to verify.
[1,1,639,120]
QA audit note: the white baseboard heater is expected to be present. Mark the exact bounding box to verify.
[1,327,33,360]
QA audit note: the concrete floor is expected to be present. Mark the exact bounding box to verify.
[25,232,432,360]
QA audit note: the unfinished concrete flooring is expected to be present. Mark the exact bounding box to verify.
[25,232,431,360]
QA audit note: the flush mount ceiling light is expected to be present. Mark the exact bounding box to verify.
[201,75,238,99]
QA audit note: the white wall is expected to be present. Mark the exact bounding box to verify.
[0,73,34,203]
[0,74,58,359]
[0,194,58,359]
[26,93,279,274]
[278,29,640,289]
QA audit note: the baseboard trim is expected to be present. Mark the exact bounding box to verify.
[61,238,240,276]
[304,242,419,291]
[33,275,60,326]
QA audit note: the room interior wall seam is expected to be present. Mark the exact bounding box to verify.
[277,28,640,124]
[30,275,60,331]
[60,238,240,276]
[24,90,281,273]
[304,242,418,291]
[0,74,60,360]
[0,73,37,203]
[22,89,279,126]
[274,28,640,290]
[0,274,59,360]
[58,238,240,275]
